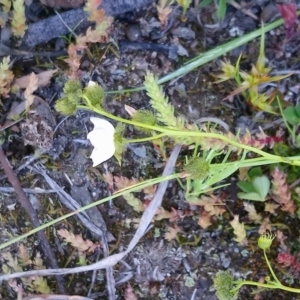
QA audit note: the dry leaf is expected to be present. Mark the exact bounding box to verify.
[154,206,172,220]
[18,244,32,266]
[124,104,137,117]
[157,0,173,28]
[124,283,138,300]
[114,176,140,190]
[189,194,226,217]
[165,225,181,241]
[14,69,57,89]
[238,167,249,180]
[102,163,114,192]
[230,215,247,244]
[57,229,100,253]
[123,192,144,212]
[24,72,38,110]
[243,202,262,223]
[143,184,157,200]
[198,211,212,229]
[264,202,279,214]
[258,217,272,235]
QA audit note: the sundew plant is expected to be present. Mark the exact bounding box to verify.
[54,72,300,190]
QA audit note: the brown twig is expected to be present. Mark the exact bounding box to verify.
[0,146,65,294]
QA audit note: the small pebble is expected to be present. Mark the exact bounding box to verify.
[125,24,142,41]
[260,4,279,23]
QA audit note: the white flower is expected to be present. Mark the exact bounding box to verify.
[87,117,115,167]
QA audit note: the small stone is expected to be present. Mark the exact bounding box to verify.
[125,24,142,41]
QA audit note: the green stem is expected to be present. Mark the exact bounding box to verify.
[82,105,300,166]
[125,133,167,144]
[231,280,300,294]
[105,16,290,94]
[277,96,296,142]
[0,173,180,250]
[264,249,281,284]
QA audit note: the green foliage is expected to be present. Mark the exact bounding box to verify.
[213,234,300,299]
[55,97,78,115]
[282,103,300,147]
[214,271,238,300]
[64,80,82,95]
[2,246,50,294]
[55,80,83,115]
[199,0,228,21]
[114,123,126,165]
[216,30,293,113]
[11,0,27,37]
[176,0,192,21]
[0,0,11,12]
[237,167,270,201]
[0,56,14,99]
[83,82,105,107]
[144,72,184,129]
[284,104,300,126]
[131,110,157,133]
[184,156,210,180]
[144,72,200,144]
[258,232,274,250]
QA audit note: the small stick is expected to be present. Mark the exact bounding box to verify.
[0,146,65,294]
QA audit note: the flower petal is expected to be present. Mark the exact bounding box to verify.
[90,117,115,135]
[87,117,116,167]
[87,117,115,149]
[89,141,115,167]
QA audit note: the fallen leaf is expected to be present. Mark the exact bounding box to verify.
[24,73,38,110]
[198,211,212,229]
[258,217,272,235]
[230,215,247,244]
[14,69,57,89]
[165,225,181,241]
[243,202,262,223]
[264,202,279,214]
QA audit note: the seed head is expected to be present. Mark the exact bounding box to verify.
[258,232,275,250]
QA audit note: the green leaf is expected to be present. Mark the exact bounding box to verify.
[295,103,300,117]
[217,0,227,21]
[248,167,262,179]
[237,192,265,201]
[199,0,213,7]
[296,133,300,148]
[252,176,270,200]
[237,181,256,193]
[283,106,300,126]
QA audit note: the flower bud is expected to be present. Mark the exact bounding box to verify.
[63,80,82,95]
[184,157,210,180]
[55,97,77,115]
[83,81,105,107]
[258,232,274,250]
[131,110,157,132]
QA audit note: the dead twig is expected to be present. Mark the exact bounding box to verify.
[0,146,65,293]
[0,145,182,282]
[0,187,56,193]
[31,164,116,300]
[228,0,258,20]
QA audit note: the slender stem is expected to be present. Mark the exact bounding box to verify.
[82,105,300,166]
[277,96,295,142]
[0,147,65,293]
[0,173,180,250]
[105,16,291,94]
[264,250,281,284]
[232,280,300,294]
[125,133,166,143]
